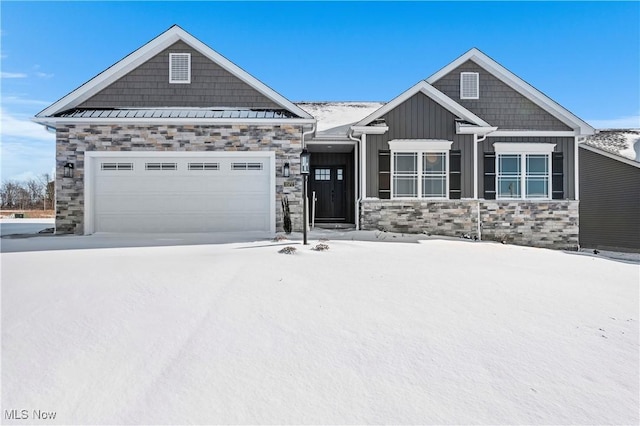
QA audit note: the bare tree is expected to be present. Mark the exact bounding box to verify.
[25,179,45,209]
[38,174,55,210]
[0,181,19,208]
[0,176,54,210]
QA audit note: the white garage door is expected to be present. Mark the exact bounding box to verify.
[87,153,274,233]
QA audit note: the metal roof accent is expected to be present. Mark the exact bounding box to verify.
[55,108,297,120]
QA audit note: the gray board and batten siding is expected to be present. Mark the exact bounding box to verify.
[364,91,576,200]
[365,92,475,198]
[78,41,281,110]
[579,147,640,252]
[431,60,572,131]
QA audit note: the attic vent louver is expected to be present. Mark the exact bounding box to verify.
[460,72,479,99]
[169,53,191,84]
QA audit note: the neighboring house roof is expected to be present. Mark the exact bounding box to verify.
[35,25,312,120]
[583,129,640,163]
[426,48,594,135]
[355,81,491,128]
[296,102,384,135]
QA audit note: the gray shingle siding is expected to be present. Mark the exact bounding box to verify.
[365,92,474,198]
[79,41,280,109]
[479,136,576,200]
[579,148,640,252]
[431,60,572,131]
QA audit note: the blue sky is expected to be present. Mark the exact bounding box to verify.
[1,1,639,181]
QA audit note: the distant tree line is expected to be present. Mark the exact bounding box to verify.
[0,175,55,210]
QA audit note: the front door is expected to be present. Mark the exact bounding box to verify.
[310,166,346,222]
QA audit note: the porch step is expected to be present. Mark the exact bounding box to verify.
[313,223,356,230]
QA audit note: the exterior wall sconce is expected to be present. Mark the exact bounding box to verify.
[300,149,310,175]
[283,162,290,177]
[63,162,74,178]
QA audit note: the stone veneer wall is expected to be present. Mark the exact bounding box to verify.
[360,200,478,237]
[360,199,579,250]
[56,124,303,234]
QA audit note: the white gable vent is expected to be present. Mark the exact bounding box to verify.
[169,53,191,84]
[460,72,479,99]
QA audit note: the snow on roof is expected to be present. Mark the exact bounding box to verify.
[296,101,384,134]
[585,129,640,162]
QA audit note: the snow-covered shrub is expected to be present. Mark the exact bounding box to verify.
[278,246,297,255]
[312,243,329,251]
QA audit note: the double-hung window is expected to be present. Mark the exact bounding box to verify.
[494,143,555,199]
[389,140,452,199]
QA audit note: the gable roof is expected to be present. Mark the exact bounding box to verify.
[426,48,594,135]
[36,25,312,119]
[355,80,491,128]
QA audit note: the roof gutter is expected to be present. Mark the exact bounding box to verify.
[32,117,317,128]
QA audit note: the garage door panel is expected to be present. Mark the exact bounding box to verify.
[92,155,272,233]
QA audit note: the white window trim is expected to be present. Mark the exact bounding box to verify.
[494,143,555,200]
[169,53,191,84]
[460,72,479,100]
[389,140,453,200]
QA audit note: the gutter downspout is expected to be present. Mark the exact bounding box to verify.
[475,132,491,241]
[575,135,586,201]
[301,124,316,233]
[348,128,362,230]
[301,123,316,150]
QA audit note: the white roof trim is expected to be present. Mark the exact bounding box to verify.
[32,117,315,126]
[36,25,312,119]
[579,143,640,168]
[355,81,490,128]
[426,48,594,136]
[455,123,498,134]
[350,125,389,135]
[490,130,576,137]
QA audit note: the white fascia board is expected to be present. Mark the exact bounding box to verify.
[579,143,640,168]
[490,130,576,137]
[456,124,498,134]
[37,26,312,119]
[33,117,316,127]
[355,81,490,127]
[426,48,595,136]
[350,125,389,135]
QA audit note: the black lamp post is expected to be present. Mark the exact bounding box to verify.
[300,148,310,245]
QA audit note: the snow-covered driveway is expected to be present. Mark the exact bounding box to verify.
[2,236,638,424]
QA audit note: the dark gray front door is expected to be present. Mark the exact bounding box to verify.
[310,166,346,221]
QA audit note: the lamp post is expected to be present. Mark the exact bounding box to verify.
[300,148,310,245]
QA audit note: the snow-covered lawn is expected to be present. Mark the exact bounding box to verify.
[2,235,638,424]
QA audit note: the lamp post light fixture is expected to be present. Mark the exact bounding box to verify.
[63,162,74,178]
[300,148,310,245]
[283,162,290,178]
